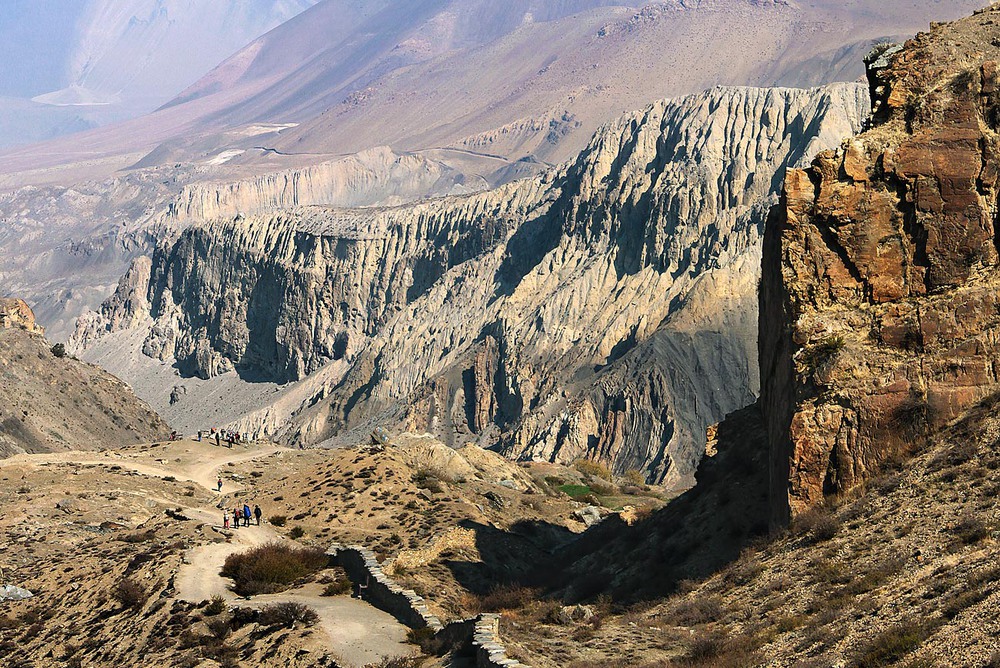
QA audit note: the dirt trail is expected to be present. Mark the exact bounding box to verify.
[2,442,416,667]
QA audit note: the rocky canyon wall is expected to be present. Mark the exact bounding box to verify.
[76,84,869,483]
[761,6,1000,525]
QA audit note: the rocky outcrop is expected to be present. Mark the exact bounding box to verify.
[0,298,43,334]
[761,6,1000,525]
[0,300,169,456]
[76,84,868,483]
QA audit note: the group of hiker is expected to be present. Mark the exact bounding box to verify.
[198,428,247,448]
[224,502,263,529]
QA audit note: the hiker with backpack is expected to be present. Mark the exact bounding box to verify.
[243,503,252,527]
[253,505,262,526]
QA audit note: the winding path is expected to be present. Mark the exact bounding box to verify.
[3,443,415,667]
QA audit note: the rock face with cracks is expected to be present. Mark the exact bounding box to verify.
[75,84,868,484]
[761,5,1000,525]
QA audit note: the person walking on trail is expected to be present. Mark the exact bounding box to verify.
[232,506,240,529]
[253,505,262,526]
[243,503,252,527]
[217,477,223,492]
[215,431,221,447]
[223,511,230,529]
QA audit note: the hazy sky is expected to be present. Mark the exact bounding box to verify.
[0,1,87,97]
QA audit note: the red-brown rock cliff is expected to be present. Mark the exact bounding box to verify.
[762,5,1000,526]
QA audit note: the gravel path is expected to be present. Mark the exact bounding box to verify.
[6,442,417,668]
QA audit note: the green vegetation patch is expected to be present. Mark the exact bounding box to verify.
[559,484,592,499]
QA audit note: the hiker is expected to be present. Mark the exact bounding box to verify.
[253,505,262,526]
[243,503,251,527]
[223,511,230,529]
[197,430,202,442]
[215,431,221,447]
[232,506,240,529]
[217,477,223,492]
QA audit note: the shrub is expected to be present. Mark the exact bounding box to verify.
[477,584,539,612]
[623,469,647,486]
[220,542,329,596]
[114,578,148,610]
[289,526,305,539]
[321,579,352,596]
[51,343,66,358]
[669,595,725,626]
[800,335,845,373]
[258,602,318,628]
[204,595,227,616]
[268,515,287,527]
[574,459,612,481]
[951,514,989,545]
[793,506,841,543]
[406,626,438,653]
[853,620,939,667]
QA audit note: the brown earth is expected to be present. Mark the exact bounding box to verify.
[0,305,169,456]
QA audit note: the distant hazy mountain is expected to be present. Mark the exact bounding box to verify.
[0,0,986,181]
[0,0,318,147]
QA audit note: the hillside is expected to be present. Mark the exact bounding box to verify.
[71,83,869,485]
[0,299,168,456]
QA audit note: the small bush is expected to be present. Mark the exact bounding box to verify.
[853,620,939,667]
[574,459,612,481]
[794,506,841,543]
[321,579,352,596]
[623,469,647,486]
[669,595,725,626]
[114,578,148,610]
[289,526,305,539]
[258,602,318,629]
[406,626,439,654]
[220,542,329,596]
[204,595,227,616]
[800,335,845,372]
[951,514,989,545]
[268,515,287,527]
[51,343,66,358]
[477,584,539,612]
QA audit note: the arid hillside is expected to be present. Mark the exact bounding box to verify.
[0,299,168,456]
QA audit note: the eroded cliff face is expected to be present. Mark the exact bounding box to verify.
[77,83,868,483]
[0,147,475,343]
[761,5,1000,524]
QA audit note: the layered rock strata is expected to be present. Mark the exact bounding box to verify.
[761,6,1000,524]
[76,84,869,483]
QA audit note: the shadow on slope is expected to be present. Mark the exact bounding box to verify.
[443,403,769,604]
